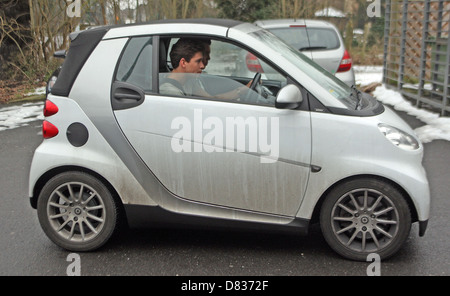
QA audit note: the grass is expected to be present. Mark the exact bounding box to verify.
[0,80,46,105]
[8,93,46,104]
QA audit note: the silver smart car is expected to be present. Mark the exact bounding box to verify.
[29,19,430,261]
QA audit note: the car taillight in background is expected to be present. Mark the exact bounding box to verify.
[337,49,352,73]
[245,52,264,73]
[42,100,59,139]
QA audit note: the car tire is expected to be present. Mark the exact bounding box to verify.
[37,171,119,251]
[320,178,412,261]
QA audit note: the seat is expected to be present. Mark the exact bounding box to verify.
[159,40,170,73]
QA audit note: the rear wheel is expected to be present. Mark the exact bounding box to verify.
[37,171,118,251]
[320,178,411,261]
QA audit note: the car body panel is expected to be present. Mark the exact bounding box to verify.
[28,95,156,207]
[114,94,311,217]
[297,106,430,221]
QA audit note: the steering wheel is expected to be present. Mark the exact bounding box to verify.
[243,72,262,102]
[249,72,262,90]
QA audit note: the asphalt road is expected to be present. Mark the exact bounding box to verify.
[0,111,448,277]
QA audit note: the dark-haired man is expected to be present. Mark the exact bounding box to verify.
[160,38,251,100]
[160,38,206,96]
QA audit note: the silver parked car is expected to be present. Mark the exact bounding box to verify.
[29,19,429,261]
[254,19,356,86]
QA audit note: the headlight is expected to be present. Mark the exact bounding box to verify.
[378,123,420,151]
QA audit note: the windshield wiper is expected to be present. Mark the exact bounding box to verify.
[299,46,327,51]
[351,85,363,110]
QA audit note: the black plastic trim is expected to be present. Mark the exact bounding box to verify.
[327,93,385,117]
[123,204,310,235]
[111,81,145,110]
[419,220,428,237]
[152,35,160,92]
[308,92,330,113]
[66,122,89,147]
[327,103,385,117]
[311,165,322,173]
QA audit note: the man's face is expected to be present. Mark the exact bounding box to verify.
[181,52,205,73]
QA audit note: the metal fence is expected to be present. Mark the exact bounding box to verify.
[383,0,450,115]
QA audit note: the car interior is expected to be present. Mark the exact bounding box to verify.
[157,36,287,105]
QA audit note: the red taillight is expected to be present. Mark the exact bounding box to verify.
[245,52,264,73]
[44,100,59,117]
[43,120,59,139]
[337,50,352,72]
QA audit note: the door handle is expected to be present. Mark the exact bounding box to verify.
[111,81,145,110]
[114,91,142,101]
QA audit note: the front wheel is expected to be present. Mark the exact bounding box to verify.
[320,178,412,261]
[37,171,119,251]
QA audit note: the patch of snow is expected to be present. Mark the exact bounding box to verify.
[402,83,433,91]
[373,85,450,143]
[25,86,46,97]
[0,102,44,132]
[354,65,449,143]
[353,28,364,35]
[315,7,347,18]
[354,65,383,87]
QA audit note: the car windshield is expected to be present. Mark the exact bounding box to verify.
[249,29,357,110]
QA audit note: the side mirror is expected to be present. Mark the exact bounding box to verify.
[53,50,67,59]
[275,84,303,109]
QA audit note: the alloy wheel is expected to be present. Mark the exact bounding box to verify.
[330,188,400,253]
[47,181,106,243]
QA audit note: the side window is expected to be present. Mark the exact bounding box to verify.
[204,40,288,105]
[160,38,287,106]
[116,36,153,92]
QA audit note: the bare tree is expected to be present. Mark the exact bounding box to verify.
[1,0,223,83]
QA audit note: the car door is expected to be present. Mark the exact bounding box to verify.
[112,35,312,217]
